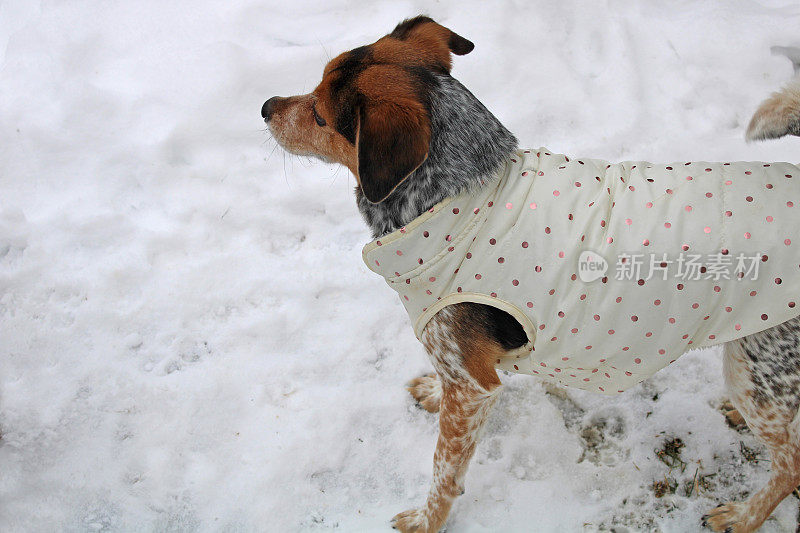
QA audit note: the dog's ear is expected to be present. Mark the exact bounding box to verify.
[388,15,474,72]
[356,97,430,203]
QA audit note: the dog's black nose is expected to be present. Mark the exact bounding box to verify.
[261,97,279,120]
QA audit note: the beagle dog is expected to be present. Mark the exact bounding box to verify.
[263,16,800,532]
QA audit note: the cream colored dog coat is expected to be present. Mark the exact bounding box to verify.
[363,149,800,394]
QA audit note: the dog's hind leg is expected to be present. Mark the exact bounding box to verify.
[704,317,800,532]
[392,305,504,533]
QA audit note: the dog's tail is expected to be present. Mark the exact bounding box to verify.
[746,76,800,141]
[747,47,800,142]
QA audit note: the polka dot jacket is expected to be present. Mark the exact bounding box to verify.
[362,149,800,394]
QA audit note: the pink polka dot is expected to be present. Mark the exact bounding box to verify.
[607,237,613,244]
[746,196,753,202]
[625,218,632,225]
[646,202,653,209]
[735,324,741,331]
[785,239,792,246]
[643,238,650,246]
[608,329,615,335]
[766,216,773,222]
[634,358,642,364]
[512,279,519,286]
[498,257,505,263]
[506,202,513,209]
[664,222,672,228]
[526,302,533,308]
[396,250,403,256]
[744,232,751,239]
[725,210,732,217]
[761,313,769,320]
[631,315,638,322]
[654,299,661,305]
[452,208,459,214]
[475,274,481,280]
[685,205,692,212]
[553,190,560,197]
[668,317,676,324]
[704,226,711,233]
[725,180,732,185]
[593,314,600,321]
[682,244,689,251]
[521,241,529,248]
[558,251,565,258]
[423,231,429,238]
[429,276,436,282]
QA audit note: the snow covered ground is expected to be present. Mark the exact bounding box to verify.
[2,0,800,531]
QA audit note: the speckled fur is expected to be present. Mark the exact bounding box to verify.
[357,73,517,238]
[703,318,800,532]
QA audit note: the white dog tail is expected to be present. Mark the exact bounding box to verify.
[747,46,800,142]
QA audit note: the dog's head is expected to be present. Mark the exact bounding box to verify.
[262,16,474,203]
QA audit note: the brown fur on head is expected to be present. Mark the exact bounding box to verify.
[262,16,474,203]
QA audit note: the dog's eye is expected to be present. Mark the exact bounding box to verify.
[312,105,326,127]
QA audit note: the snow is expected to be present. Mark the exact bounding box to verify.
[2,0,800,531]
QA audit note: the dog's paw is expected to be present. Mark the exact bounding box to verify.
[702,502,755,532]
[391,508,436,532]
[407,374,442,413]
[720,401,747,430]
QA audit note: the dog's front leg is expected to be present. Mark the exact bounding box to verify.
[392,306,503,533]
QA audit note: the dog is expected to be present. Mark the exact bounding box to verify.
[263,16,800,532]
